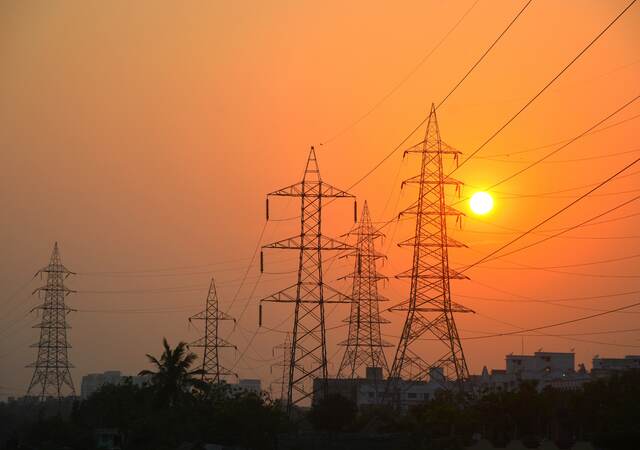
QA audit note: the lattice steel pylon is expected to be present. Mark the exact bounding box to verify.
[337,200,391,379]
[270,333,292,403]
[188,278,237,383]
[260,146,355,414]
[26,242,76,400]
[389,104,473,388]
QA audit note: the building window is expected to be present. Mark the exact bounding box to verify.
[407,393,417,399]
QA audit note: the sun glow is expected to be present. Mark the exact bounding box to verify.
[469,191,494,215]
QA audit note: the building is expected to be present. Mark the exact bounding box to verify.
[80,371,148,399]
[470,351,590,393]
[592,355,640,378]
[229,379,262,395]
[313,367,446,411]
[313,352,640,409]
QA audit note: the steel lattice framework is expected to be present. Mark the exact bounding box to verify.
[270,332,292,403]
[260,147,355,413]
[189,278,237,383]
[337,200,391,379]
[27,242,76,400]
[389,104,473,387]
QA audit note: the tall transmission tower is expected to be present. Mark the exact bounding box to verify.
[337,200,391,379]
[188,278,237,383]
[270,333,292,403]
[26,242,76,400]
[260,146,355,413]
[389,104,473,388]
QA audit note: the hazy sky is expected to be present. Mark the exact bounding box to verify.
[1,0,639,399]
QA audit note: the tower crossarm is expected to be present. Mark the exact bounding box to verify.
[268,181,355,199]
[394,266,469,280]
[397,236,467,248]
[32,286,76,296]
[389,301,474,314]
[338,271,389,282]
[338,249,387,262]
[403,139,462,157]
[260,282,352,304]
[399,203,464,217]
[262,234,352,251]
[189,309,235,323]
[401,174,462,188]
[189,336,236,349]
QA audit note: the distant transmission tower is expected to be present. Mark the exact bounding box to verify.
[260,146,355,413]
[389,104,472,387]
[270,332,292,403]
[189,278,237,383]
[337,200,391,379]
[26,242,76,400]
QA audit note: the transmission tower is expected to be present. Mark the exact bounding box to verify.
[188,278,237,383]
[260,146,355,413]
[26,242,76,400]
[337,200,391,379]
[270,333,292,403]
[389,104,473,388]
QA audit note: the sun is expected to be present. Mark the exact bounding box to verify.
[469,191,494,215]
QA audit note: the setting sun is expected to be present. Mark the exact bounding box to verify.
[469,191,494,215]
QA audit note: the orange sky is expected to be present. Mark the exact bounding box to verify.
[1,0,639,399]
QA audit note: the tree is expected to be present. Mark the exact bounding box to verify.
[308,394,357,432]
[139,337,206,407]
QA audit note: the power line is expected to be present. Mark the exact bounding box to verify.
[463,300,640,340]
[486,192,640,263]
[478,112,640,160]
[465,206,640,236]
[337,1,639,247]
[481,94,640,191]
[461,278,640,317]
[437,0,534,109]
[460,251,640,272]
[321,0,481,145]
[495,184,640,200]
[457,288,640,304]
[470,311,640,348]
[343,0,535,194]
[78,257,254,275]
[0,276,36,316]
[460,157,640,273]
[449,0,638,176]
[398,32,640,222]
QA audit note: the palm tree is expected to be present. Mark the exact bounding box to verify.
[139,337,206,406]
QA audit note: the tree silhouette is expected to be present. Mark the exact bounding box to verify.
[139,337,206,407]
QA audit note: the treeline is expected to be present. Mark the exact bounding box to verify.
[309,370,640,449]
[1,339,638,450]
[0,339,290,450]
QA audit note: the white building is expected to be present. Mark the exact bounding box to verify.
[229,379,262,395]
[470,351,590,393]
[80,371,148,399]
[314,367,446,411]
[592,355,640,377]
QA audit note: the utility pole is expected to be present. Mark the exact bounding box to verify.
[337,200,391,379]
[270,332,292,404]
[260,146,355,414]
[389,104,473,390]
[26,242,76,400]
[189,278,236,383]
